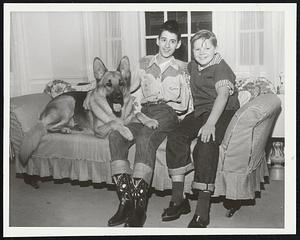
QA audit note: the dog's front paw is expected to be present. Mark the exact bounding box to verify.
[144,119,159,129]
[61,127,72,134]
[83,91,92,110]
[117,126,134,141]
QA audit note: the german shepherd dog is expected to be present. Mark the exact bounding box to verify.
[19,56,156,166]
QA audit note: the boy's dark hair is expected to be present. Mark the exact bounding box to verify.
[191,30,217,48]
[158,20,181,41]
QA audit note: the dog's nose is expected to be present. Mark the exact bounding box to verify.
[117,95,123,101]
[114,92,123,100]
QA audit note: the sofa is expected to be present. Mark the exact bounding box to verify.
[10,77,281,200]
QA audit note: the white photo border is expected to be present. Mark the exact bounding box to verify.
[3,3,297,237]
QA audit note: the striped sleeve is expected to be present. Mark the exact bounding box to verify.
[214,60,236,95]
[215,79,234,95]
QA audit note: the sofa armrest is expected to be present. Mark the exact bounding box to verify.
[10,93,52,155]
[214,94,281,199]
[221,93,281,172]
[223,94,281,148]
[10,93,52,132]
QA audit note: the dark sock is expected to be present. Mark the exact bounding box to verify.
[195,190,211,221]
[171,181,185,205]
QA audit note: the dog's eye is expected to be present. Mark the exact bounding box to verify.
[106,82,112,87]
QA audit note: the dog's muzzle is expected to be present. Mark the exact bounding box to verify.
[106,92,124,117]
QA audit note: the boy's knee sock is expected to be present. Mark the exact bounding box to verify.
[171,181,185,205]
[195,190,211,221]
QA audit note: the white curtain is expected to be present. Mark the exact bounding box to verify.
[213,11,284,88]
[10,11,144,96]
[212,12,238,72]
[83,11,143,82]
[264,12,285,88]
[120,12,144,73]
[10,13,29,97]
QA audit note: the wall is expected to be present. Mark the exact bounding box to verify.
[10,12,143,97]
[11,12,89,97]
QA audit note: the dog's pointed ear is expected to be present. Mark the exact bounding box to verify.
[93,57,107,82]
[117,56,131,88]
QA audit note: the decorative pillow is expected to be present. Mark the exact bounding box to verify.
[44,79,96,98]
[235,76,276,106]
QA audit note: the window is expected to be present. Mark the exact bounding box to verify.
[145,11,212,62]
[238,11,264,66]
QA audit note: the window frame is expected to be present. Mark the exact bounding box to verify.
[142,11,212,62]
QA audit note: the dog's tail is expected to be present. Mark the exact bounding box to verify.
[19,121,47,166]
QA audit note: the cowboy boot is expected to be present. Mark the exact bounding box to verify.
[108,173,133,227]
[124,178,149,227]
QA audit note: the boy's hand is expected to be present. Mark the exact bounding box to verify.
[198,122,215,143]
[144,118,159,129]
[136,112,159,129]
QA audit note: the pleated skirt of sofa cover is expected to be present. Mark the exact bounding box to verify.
[14,131,195,192]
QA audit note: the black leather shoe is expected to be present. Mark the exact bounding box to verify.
[226,206,240,218]
[161,198,191,222]
[187,215,209,228]
[224,199,241,218]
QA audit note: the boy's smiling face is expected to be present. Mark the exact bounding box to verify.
[193,38,217,67]
[156,30,181,61]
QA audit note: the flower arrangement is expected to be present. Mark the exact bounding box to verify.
[44,79,96,98]
[235,76,276,102]
[44,79,76,98]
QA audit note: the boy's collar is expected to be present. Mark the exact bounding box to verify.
[148,54,179,70]
[197,53,222,71]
